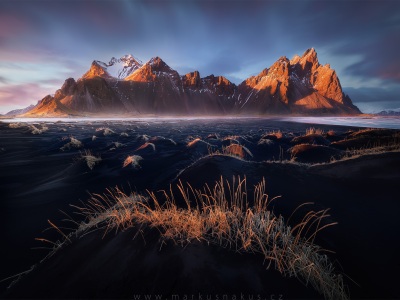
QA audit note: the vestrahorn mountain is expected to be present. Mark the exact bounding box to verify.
[23,48,361,117]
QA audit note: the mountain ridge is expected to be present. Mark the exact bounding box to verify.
[22,48,361,117]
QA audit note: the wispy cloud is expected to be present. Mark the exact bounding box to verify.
[0,0,399,112]
[0,82,60,114]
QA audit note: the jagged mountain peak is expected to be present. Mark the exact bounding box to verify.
[81,55,143,80]
[302,47,318,59]
[81,60,112,80]
[277,56,290,63]
[124,56,177,82]
[105,55,143,79]
[290,54,301,65]
[268,56,290,78]
[298,47,320,71]
[182,71,201,88]
[147,57,172,72]
[24,48,361,117]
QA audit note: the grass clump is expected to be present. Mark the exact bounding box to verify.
[8,122,25,129]
[96,127,115,136]
[187,138,202,148]
[306,128,324,136]
[136,142,156,152]
[223,144,253,159]
[262,130,283,140]
[208,143,253,160]
[122,155,143,169]
[80,150,101,170]
[72,177,347,300]
[60,136,83,151]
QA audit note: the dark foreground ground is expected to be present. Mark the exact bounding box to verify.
[0,118,399,299]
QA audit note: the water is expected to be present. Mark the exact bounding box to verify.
[280,116,400,129]
[1,116,400,129]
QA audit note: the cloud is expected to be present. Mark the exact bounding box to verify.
[344,86,400,113]
[0,76,8,84]
[0,0,399,112]
[0,82,53,113]
[0,14,33,39]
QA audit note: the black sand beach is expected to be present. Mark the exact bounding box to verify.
[1,118,399,299]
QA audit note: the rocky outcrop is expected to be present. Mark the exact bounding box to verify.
[22,49,361,117]
[237,48,360,114]
[81,61,113,80]
[182,71,201,89]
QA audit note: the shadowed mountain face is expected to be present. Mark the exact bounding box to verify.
[24,48,361,117]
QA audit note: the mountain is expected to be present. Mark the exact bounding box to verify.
[376,109,400,116]
[6,104,36,116]
[236,49,359,114]
[23,49,360,117]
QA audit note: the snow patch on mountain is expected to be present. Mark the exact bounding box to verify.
[97,55,143,79]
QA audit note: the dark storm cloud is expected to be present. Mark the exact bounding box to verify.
[2,0,399,77]
[0,0,399,112]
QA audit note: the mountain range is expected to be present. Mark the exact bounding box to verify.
[21,48,361,117]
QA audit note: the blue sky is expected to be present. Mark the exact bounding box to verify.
[1,0,399,114]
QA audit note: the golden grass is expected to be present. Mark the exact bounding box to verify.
[264,130,283,140]
[208,143,253,159]
[306,128,324,136]
[72,177,347,300]
[135,142,156,152]
[187,138,202,148]
[222,135,240,141]
[326,130,336,137]
[223,144,247,159]
[122,155,143,169]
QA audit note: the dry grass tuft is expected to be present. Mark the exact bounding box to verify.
[262,130,283,140]
[111,142,125,149]
[306,128,324,136]
[136,142,156,152]
[72,178,347,300]
[60,137,83,151]
[187,138,202,148]
[122,155,143,169]
[96,127,115,136]
[80,150,101,170]
[223,144,253,159]
[326,130,336,137]
[29,124,48,135]
[8,122,25,129]
[208,143,253,160]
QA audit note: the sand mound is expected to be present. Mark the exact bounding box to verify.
[186,138,215,156]
[289,144,343,163]
[291,134,330,146]
[122,155,143,169]
[135,142,156,155]
[223,143,253,159]
[6,227,319,299]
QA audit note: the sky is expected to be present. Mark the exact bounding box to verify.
[0,0,399,114]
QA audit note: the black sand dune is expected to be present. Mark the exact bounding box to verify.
[1,118,399,299]
[4,227,320,299]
